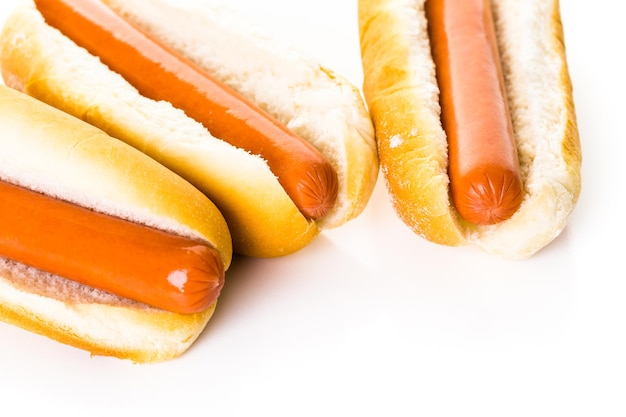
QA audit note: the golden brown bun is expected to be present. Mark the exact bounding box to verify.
[0,85,231,362]
[0,0,379,257]
[358,0,582,259]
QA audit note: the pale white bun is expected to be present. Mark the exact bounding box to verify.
[0,0,379,258]
[358,0,582,259]
[0,85,232,363]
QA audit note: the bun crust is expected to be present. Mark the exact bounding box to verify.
[0,258,217,363]
[358,0,581,258]
[0,85,231,362]
[1,0,379,257]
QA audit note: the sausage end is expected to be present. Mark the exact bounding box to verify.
[163,244,226,314]
[452,165,523,225]
[292,161,339,221]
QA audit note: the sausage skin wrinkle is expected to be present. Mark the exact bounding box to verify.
[34,0,339,221]
[0,180,225,314]
[425,0,523,225]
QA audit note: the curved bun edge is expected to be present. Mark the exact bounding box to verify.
[0,259,216,363]
[358,0,581,259]
[0,85,232,362]
[0,0,379,258]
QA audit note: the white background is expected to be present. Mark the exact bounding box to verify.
[0,1,622,416]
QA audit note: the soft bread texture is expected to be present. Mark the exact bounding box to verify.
[0,85,231,362]
[0,0,379,257]
[0,259,217,363]
[358,0,581,259]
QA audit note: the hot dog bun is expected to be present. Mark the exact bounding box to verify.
[0,0,379,258]
[0,85,232,363]
[358,0,582,259]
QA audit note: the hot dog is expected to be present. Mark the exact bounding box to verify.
[0,179,224,314]
[0,0,379,257]
[426,0,523,225]
[358,0,582,258]
[0,85,233,362]
[34,0,338,221]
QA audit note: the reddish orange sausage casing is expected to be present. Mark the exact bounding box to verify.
[33,0,338,221]
[425,0,523,225]
[0,180,224,314]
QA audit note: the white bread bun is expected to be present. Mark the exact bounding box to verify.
[0,85,232,363]
[358,0,582,259]
[0,0,379,258]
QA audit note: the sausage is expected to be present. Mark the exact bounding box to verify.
[33,0,339,221]
[0,179,224,314]
[425,0,523,225]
